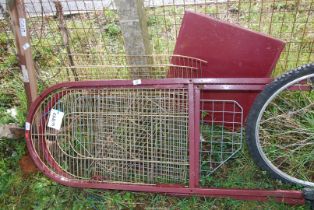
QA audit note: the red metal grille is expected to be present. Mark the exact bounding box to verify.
[29,87,189,184]
[25,80,306,204]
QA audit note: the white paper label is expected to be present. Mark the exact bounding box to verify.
[21,65,29,82]
[25,122,31,131]
[23,42,30,50]
[47,109,64,130]
[19,18,27,37]
[132,79,141,85]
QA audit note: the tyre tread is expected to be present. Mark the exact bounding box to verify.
[246,63,314,186]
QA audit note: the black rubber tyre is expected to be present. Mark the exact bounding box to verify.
[246,63,314,187]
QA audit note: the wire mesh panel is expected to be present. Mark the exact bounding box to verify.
[145,0,314,75]
[29,86,189,184]
[200,99,243,178]
[36,54,207,85]
[0,2,18,70]
[2,0,312,90]
[25,81,310,203]
[0,3,13,43]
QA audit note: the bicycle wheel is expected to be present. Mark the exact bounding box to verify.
[247,63,314,187]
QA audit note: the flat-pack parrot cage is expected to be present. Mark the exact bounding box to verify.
[2,0,314,205]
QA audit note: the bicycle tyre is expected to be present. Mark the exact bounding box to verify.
[246,63,314,187]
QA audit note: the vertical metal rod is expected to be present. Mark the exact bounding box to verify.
[194,86,200,187]
[54,0,78,81]
[188,83,197,188]
[8,0,38,107]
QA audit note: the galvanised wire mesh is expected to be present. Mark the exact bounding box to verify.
[0,2,13,45]
[36,54,207,85]
[0,2,22,104]
[30,87,189,184]
[0,3,15,62]
[200,99,243,179]
[145,0,313,75]
[1,0,313,89]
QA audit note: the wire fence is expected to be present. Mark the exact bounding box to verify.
[200,99,243,178]
[0,2,17,69]
[0,0,313,86]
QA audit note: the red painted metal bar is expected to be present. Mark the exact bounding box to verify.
[39,91,73,178]
[194,87,201,187]
[201,84,311,91]
[192,78,272,84]
[188,83,197,188]
[18,143,305,206]
[36,78,271,91]
[25,79,306,205]
[200,84,266,91]
[288,85,312,91]
[169,192,304,205]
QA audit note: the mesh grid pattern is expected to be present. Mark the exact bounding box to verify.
[145,0,313,74]
[33,54,207,85]
[200,99,243,176]
[1,0,312,88]
[30,87,189,184]
[6,0,312,79]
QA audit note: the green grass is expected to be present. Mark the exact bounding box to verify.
[0,138,308,209]
[259,90,314,184]
[0,31,27,126]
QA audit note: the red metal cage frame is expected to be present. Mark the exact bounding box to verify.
[25,78,305,205]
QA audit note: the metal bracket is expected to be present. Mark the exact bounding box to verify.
[303,188,314,209]
[309,78,314,90]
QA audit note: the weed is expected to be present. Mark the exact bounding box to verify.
[105,23,121,37]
